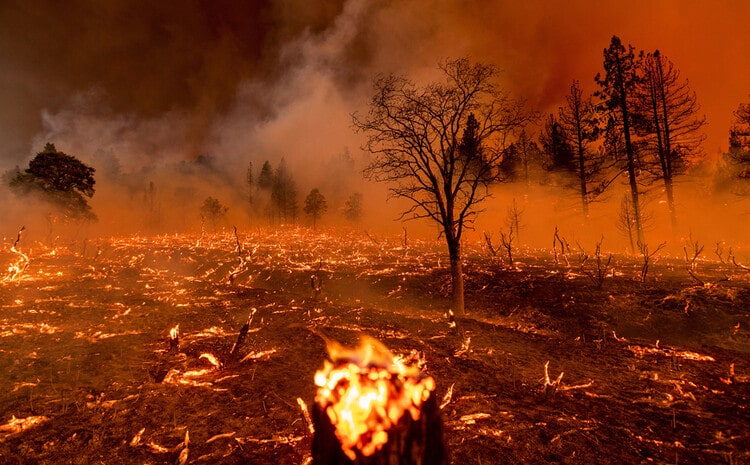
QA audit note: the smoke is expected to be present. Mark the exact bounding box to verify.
[2,0,750,248]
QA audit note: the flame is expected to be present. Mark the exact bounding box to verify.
[314,336,435,460]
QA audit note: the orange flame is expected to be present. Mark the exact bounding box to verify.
[314,336,435,460]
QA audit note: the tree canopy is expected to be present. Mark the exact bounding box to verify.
[9,143,97,221]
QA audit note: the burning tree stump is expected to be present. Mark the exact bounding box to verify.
[311,337,447,465]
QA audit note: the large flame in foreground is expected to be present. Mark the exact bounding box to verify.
[314,337,436,460]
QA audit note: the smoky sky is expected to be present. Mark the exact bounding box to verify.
[1,0,749,169]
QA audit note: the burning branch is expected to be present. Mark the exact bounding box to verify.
[4,226,30,282]
[541,361,564,396]
[228,226,256,285]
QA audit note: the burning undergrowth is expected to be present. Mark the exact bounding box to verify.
[0,228,748,464]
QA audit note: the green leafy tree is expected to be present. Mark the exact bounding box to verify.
[9,143,97,221]
[354,57,532,315]
[303,188,328,229]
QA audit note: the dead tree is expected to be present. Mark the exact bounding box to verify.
[552,226,570,266]
[228,226,256,285]
[483,232,498,259]
[583,237,612,289]
[499,228,514,266]
[507,198,523,242]
[638,241,667,282]
[683,235,704,285]
[354,58,533,316]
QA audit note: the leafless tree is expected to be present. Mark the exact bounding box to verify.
[354,58,531,315]
[637,240,666,282]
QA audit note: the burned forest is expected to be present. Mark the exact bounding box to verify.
[2,1,750,464]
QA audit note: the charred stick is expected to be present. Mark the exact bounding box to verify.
[230,309,256,362]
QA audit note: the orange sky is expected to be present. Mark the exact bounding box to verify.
[1,0,748,168]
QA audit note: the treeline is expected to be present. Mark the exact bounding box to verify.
[512,36,706,247]
[244,158,363,229]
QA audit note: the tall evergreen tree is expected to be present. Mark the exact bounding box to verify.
[558,80,611,219]
[635,50,705,232]
[540,113,576,173]
[271,158,298,224]
[596,36,645,245]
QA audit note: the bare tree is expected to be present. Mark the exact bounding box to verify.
[354,58,531,315]
[635,50,706,233]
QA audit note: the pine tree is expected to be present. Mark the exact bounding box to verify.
[595,36,644,245]
[635,50,705,232]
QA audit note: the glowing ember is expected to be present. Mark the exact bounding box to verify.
[314,336,436,460]
[0,415,49,438]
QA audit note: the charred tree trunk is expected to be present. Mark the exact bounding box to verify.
[311,392,447,465]
[447,238,465,317]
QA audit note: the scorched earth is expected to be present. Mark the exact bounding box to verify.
[0,228,748,464]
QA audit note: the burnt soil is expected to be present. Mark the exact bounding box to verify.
[0,229,748,464]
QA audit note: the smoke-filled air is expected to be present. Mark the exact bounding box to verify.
[1,1,749,464]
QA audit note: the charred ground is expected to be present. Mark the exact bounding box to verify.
[0,229,748,464]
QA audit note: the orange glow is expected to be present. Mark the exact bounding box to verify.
[314,337,435,460]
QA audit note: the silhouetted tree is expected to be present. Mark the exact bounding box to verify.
[343,192,363,224]
[245,162,254,205]
[258,160,274,190]
[729,100,750,167]
[635,50,706,232]
[499,129,541,186]
[596,36,645,244]
[270,158,298,224]
[557,80,612,218]
[540,113,576,174]
[9,143,97,221]
[718,99,750,195]
[199,196,228,231]
[304,188,328,229]
[354,57,532,315]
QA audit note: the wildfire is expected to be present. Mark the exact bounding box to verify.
[314,336,436,460]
